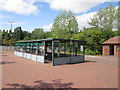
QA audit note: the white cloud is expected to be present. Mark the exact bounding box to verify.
[0,15,12,19]
[76,12,97,30]
[0,0,118,15]
[108,0,119,2]
[43,23,53,31]
[42,0,118,13]
[0,0,39,15]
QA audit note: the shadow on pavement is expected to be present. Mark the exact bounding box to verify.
[0,61,16,65]
[6,79,73,88]
[84,60,96,63]
[0,54,7,56]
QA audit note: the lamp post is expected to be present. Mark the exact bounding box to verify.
[9,22,15,31]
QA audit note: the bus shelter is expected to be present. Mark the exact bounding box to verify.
[14,38,85,66]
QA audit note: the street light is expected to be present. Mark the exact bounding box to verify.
[9,22,15,31]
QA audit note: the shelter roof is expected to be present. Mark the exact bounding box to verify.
[14,38,84,43]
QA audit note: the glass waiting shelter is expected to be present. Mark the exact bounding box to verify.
[14,38,85,66]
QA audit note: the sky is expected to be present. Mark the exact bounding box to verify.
[0,0,119,32]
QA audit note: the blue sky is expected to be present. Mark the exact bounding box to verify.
[0,0,119,32]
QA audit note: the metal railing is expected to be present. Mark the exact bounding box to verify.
[2,46,14,51]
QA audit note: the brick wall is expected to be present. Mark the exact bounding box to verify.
[114,45,120,56]
[102,45,110,55]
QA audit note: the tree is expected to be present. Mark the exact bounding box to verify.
[9,29,13,39]
[85,28,105,54]
[24,36,31,40]
[0,29,2,45]
[2,29,6,39]
[72,27,106,55]
[89,4,117,39]
[71,32,85,41]
[117,5,120,36]
[31,28,45,39]
[7,39,17,46]
[13,27,24,40]
[89,4,117,30]
[23,31,31,40]
[4,32,10,40]
[44,31,51,38]
[51,10,79,39]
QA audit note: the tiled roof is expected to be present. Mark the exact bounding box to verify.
[102,36,120,44]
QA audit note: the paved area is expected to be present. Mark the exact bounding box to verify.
[1,51,118,88]
[86,55,118,66]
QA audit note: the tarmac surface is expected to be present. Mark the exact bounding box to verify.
[1,51,118,88]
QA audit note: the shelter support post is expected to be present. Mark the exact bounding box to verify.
[52,40,54,66]
[75,47,77,56]
[83,45,85,62]
[64,42,66,54]
[70,41,71,63]
[43,41,45,63]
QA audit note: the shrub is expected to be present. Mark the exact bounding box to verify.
[85,49,100,55]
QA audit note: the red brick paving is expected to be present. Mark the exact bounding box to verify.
[2,51,118,88]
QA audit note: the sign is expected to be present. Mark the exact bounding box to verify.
[80,45,84,51]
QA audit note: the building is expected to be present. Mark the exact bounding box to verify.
[14,38,85,66]
[102,36,120,56]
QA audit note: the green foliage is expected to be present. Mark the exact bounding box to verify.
[1,27,31,46]
[114,30,120,36]
[1,27,47,46]
[13,27,24,40]
[2,38,16,46]
[23,36,31,40]
[0,30,2,45]
[23,31,31,40]
[72,28,105,54]
[0,29,2,38]
[51,10,79,38]
[9,29,12,39]
[31,28,45,39]
[117,6,120,36]
[81,4,118,55]
[89,4,117,31]
[89,4,117,40]
[3,32,10,40]
[44,31,51,38]
[71,32,85,41]
[85,49,100,55]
